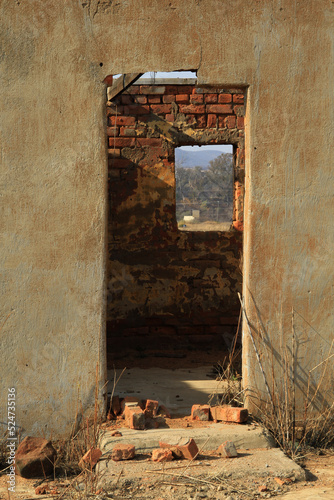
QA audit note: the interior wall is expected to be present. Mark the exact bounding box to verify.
[107,83,244,366]
[1,0,333,435]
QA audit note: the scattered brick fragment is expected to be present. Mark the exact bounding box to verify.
[210,406,248,423]
[191,404,210,421]
[124,404,145,430]
[274,477,293,485]
[145,399,159,418]
[111,444,135,461]
[177,438,199,460]
[160,437,199,460]
[120,396,143,412]
[258,485,268,492]
[79,448,102,469]
[35,484,50,495]
[151,448,173,462]
[217,441,238,458]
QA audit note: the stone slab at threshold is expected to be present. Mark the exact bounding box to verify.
[100,422,275,456]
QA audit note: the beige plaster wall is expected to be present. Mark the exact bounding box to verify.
[1,0,333,435]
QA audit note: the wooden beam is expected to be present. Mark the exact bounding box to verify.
[107,73,143,101]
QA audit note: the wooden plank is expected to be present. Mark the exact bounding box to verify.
[107,73,143,101]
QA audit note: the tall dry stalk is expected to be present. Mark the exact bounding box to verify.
[243,298,334,460]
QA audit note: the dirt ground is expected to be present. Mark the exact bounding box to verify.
[1,445,333,500]
[178,221,231,232]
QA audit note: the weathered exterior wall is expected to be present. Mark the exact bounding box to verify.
[1,0,333,435]
[107,83,244,365]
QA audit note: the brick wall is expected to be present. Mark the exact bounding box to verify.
[107,82,245,367]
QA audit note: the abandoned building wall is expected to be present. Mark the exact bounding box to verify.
[107,83,244,364]
[1,0,333,435]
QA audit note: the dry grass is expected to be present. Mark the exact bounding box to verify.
[240,296,334,460]
[208,312,244,407]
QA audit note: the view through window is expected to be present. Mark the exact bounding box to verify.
[175,145,234,231]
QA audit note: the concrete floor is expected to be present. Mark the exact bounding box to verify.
[107,366,241,417]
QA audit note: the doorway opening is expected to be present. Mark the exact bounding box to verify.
[106,75,245,415]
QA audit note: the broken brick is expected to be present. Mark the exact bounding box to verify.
[124,405,145,430]
[177,438,199,460]
[191,404,210,421]
[111,444,135,461]
[79,448,102,469]
[210,406,248,423]
[151,448,173,462]
[145,399,159,418]
[160,437,199,460]
[217,441,238,458]
[120,396,143,412]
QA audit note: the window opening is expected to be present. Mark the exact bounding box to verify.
[175,145,234,231]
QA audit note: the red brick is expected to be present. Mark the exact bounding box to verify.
[191,404,210,421]
[196,114,206,128]
[145,399,159,418]
[164,85,193,94]
[233,94,244,103]
[159,438,199,460]
[151,448,173,462]
[177,438,199,460]
[139,85,165,94]
[79,448,102,469]
[163,94,176,103]
[190,94,204,104]
[148,95,161,104]
[107,105,124,116]
[121,94,133,104]
[207,114,217,128]
[121,397,143,411]
[175,94,189,104]
[111,159,132,168]
[107,148,121,157]
[165,113,174,122]
[111,444,135,461]
[233,220,243,231]
[205,94,218,103]
[179,104,205,114]
[120,127,136,137]
[108,116,136,127]
[109,137,135,148]
[123,105,150,115]
[136,138,163,147]
[206,104,233,114]
[237,116,244,128]
[210,406,248,423]
[124,405,145,430]
[225,115,236,128]
[218,116,225,128]
[134,95,147,104]
[218,93,232,103]
[150,104,172,114]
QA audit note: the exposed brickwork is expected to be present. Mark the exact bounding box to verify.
[106,83,245,366]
